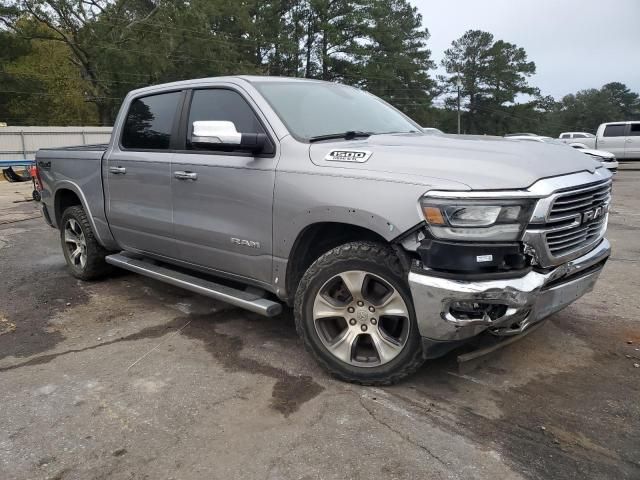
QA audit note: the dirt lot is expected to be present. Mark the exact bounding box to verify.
[0,172,639,480]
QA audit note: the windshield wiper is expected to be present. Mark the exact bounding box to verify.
[308,131,372,142]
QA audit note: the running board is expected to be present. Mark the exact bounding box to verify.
[105,253,282,317]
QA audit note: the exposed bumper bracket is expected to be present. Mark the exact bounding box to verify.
[409,239,610,342]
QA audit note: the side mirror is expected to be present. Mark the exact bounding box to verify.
[191,121,268,154]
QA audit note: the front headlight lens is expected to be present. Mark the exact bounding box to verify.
[421,198,533,241]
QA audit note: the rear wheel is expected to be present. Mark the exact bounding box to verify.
[294,241,424,385]
[60,206,113,280]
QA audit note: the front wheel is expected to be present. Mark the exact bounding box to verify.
[294,241,424,385]
[60,206,113,281]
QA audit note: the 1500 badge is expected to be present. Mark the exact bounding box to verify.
[324,149,372,163]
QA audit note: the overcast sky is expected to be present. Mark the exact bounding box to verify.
[413,0,640,100]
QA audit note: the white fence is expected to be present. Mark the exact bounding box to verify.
[0,126,113,161]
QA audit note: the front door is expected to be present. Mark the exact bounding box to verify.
[170,88,278,284]
[598,124,627,158]
[625,123,640,160]
[105,90,183,257]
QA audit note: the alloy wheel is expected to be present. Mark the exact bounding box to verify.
[312,270,410,367]
[64,218,87,269]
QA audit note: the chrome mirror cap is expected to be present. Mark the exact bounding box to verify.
[192,120,242,145]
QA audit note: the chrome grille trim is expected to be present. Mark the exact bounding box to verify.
[545,216,607,257]
[524,175,612,267]
[548,181,612,222]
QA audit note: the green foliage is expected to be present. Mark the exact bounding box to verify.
[0,3,637,135]
[440,29,538,134]
[551,83,640,133]
[356,0,435,124]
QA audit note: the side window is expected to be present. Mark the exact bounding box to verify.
[187,89,266,149]
[122,92,181,150]
[573,133,586,138]
[603,124,626,137]
[560,133,569,139]
[630,124,640,136]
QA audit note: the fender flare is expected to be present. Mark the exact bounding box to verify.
[54,180,108,247]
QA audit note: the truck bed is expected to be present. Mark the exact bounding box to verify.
[40,143,108,153]
[36,143,108,233]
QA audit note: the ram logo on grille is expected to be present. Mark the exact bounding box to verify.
[581,205,607,224]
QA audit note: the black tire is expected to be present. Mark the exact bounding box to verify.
[60,206,113,281]
[294,241,425,385]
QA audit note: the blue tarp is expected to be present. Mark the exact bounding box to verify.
[0,160,35,167]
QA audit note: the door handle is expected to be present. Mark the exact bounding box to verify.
[109,166,126,175]
[174,171,198,180]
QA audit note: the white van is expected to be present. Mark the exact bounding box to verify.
[595,121,640,160]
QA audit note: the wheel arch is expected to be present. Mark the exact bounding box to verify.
[54,187,83,227]
[284,221,397,305]
[52,181,116,250]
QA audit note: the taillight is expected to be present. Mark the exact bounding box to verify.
[31,164,43,191]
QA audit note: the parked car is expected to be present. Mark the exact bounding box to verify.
[421,127,444,135]
[570,144,618,173]
[508,135,618,173]
[35,76,612,385]
[558,132,597,149]
[595,121,640,160]
[504,132,538,137]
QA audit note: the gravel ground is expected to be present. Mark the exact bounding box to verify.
[0,174,638,480]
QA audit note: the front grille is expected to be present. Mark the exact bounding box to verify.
[546,216,606,257]
[548,181,611,221]
[542,179,611,261]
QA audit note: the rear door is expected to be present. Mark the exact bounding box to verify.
[625,123,640,160]
[105,90,184,256]
[597,124,627,158]
[170,87,278,283]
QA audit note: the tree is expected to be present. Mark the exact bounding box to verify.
[555,83,640,133]
[440,30,537,134]
[2,1,166,124]
[0,0,439,126]
[600,82,640,119]
[357,0,435,123]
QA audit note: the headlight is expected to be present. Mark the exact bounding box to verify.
[421,198,534,241]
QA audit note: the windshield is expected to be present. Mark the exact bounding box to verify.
[253,81,420,141]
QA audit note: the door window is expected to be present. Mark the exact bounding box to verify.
[629,124,640,136]
[573,133,586,138]
[187,89,266,149]
[603,124,626,137]
[121,92,181,150]
[560,133,570,139]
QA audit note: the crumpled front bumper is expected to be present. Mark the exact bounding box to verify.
[408,238,610,342]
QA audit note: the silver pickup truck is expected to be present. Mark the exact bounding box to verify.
[36,76,612,384]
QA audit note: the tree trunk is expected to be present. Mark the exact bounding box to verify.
[322,29,328,80]
[304,13,314,78]
[96,102,113,126]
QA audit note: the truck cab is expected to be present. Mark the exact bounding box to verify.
[596,121,640,160]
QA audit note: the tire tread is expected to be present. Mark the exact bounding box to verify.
[294,241,424,385]
[60,205,113,281]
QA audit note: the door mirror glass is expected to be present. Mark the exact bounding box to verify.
[190,120,267,153]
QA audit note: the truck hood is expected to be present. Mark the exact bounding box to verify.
[309,133,601,190]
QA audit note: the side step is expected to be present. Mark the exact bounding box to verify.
[105,253,282,317]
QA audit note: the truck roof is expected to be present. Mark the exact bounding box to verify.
[127,75,329,97]
[600,120,640,125]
